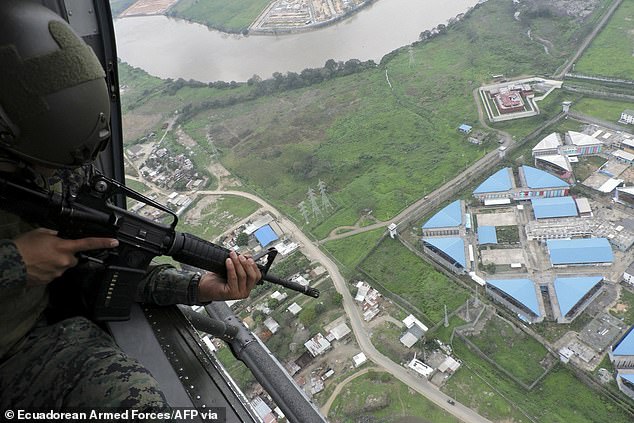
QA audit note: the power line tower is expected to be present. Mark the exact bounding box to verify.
[307,188,322,219]
[465,299,470,322]
[318,180,333,211]
[444,305,449,327]
[408,45,415,67]
[298,201,310,224]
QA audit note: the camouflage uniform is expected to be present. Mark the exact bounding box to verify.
[0,204,204,410]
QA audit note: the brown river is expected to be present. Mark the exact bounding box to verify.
[114,0,480,82]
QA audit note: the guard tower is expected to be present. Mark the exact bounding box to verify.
[388,223,398,238]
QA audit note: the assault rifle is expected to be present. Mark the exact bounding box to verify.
[0,171,319,321]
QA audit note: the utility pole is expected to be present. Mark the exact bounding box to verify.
[444,305,449,327]
[308,187,322,219]
[318,180,333,211]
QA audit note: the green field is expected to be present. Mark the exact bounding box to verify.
[167,0,270,33]
[322,228,385,275]
[573,155,609,182]
[572,97,634,126]
[329,371,462,423]
[176,195,260,242]
[358,238,469,324]
[466,315,550,386]
[575,0,634,79]
[444,338,633,423]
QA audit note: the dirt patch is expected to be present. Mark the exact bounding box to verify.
[184,196,219,225]
[208,161,242,190]
[176,127,197,148]
[119,0,178,16]
[122,113,163,143]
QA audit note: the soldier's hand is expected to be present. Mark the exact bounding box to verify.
[13,228,119,287]
[197,251,261,302]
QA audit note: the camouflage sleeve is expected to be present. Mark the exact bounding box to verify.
[134,264,202,306]
[0,239,27,288]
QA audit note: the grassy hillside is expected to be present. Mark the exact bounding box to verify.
[172,0,596,239]
[575,0,634,79]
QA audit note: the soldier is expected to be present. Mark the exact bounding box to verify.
[0,0,261,410]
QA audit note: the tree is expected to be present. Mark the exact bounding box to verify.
[236,232,249,247]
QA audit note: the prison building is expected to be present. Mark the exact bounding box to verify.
[516,166,570,199]
[531,196,578,220]
[562,131,602,156]
[422,237,467,275]
[616,371,634,400]
[553,276,604,323]
[624,262,634,287]
[532,133,562,157]
[575,198,592,217]
[534,154,572,178]
[612,149,634,165]
[610,327,634,368]
[615,187,634,207]
[477,226,497,245]
[421,200,463,237]
[486,279,542,323]
[546,238,613,267]
[472,167,514,204]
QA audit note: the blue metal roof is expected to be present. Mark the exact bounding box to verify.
[487,279,540,316]
[254,225,278,247]
[531,196,578,219]
[422,200,462,229]
[473,168,513,194]
[459,124,472,132]
[547,238,613,265]
[522,165,569,189]
[478,226,498,245]
[613,327,634,356]
[554,276,603,316]
[423,237,466,268]
[620,373,634,384]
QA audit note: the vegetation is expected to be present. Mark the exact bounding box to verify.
[329,371,462,423]
[444,338,633,423]
[572,97,634,125]
[573,155,608,182]
[322,228,385,276]
[466,315,550,385]
[177,195,260,242]
[495,226,520,244]
[370,321,411,364]
[358,238,469,324]
[167,0,270,34]
[610,287,634,325]
[575,0,634,79]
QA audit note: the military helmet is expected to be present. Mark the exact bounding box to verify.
[0,0,111,168]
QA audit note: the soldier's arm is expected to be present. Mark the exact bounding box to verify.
[134,264,202,306]
[0,239,27,289]
[135,252,260,305]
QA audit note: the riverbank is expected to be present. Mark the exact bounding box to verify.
[114,0,480,82]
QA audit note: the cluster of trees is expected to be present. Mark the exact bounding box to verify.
[170,58,377,124]
[247,58,377,94]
